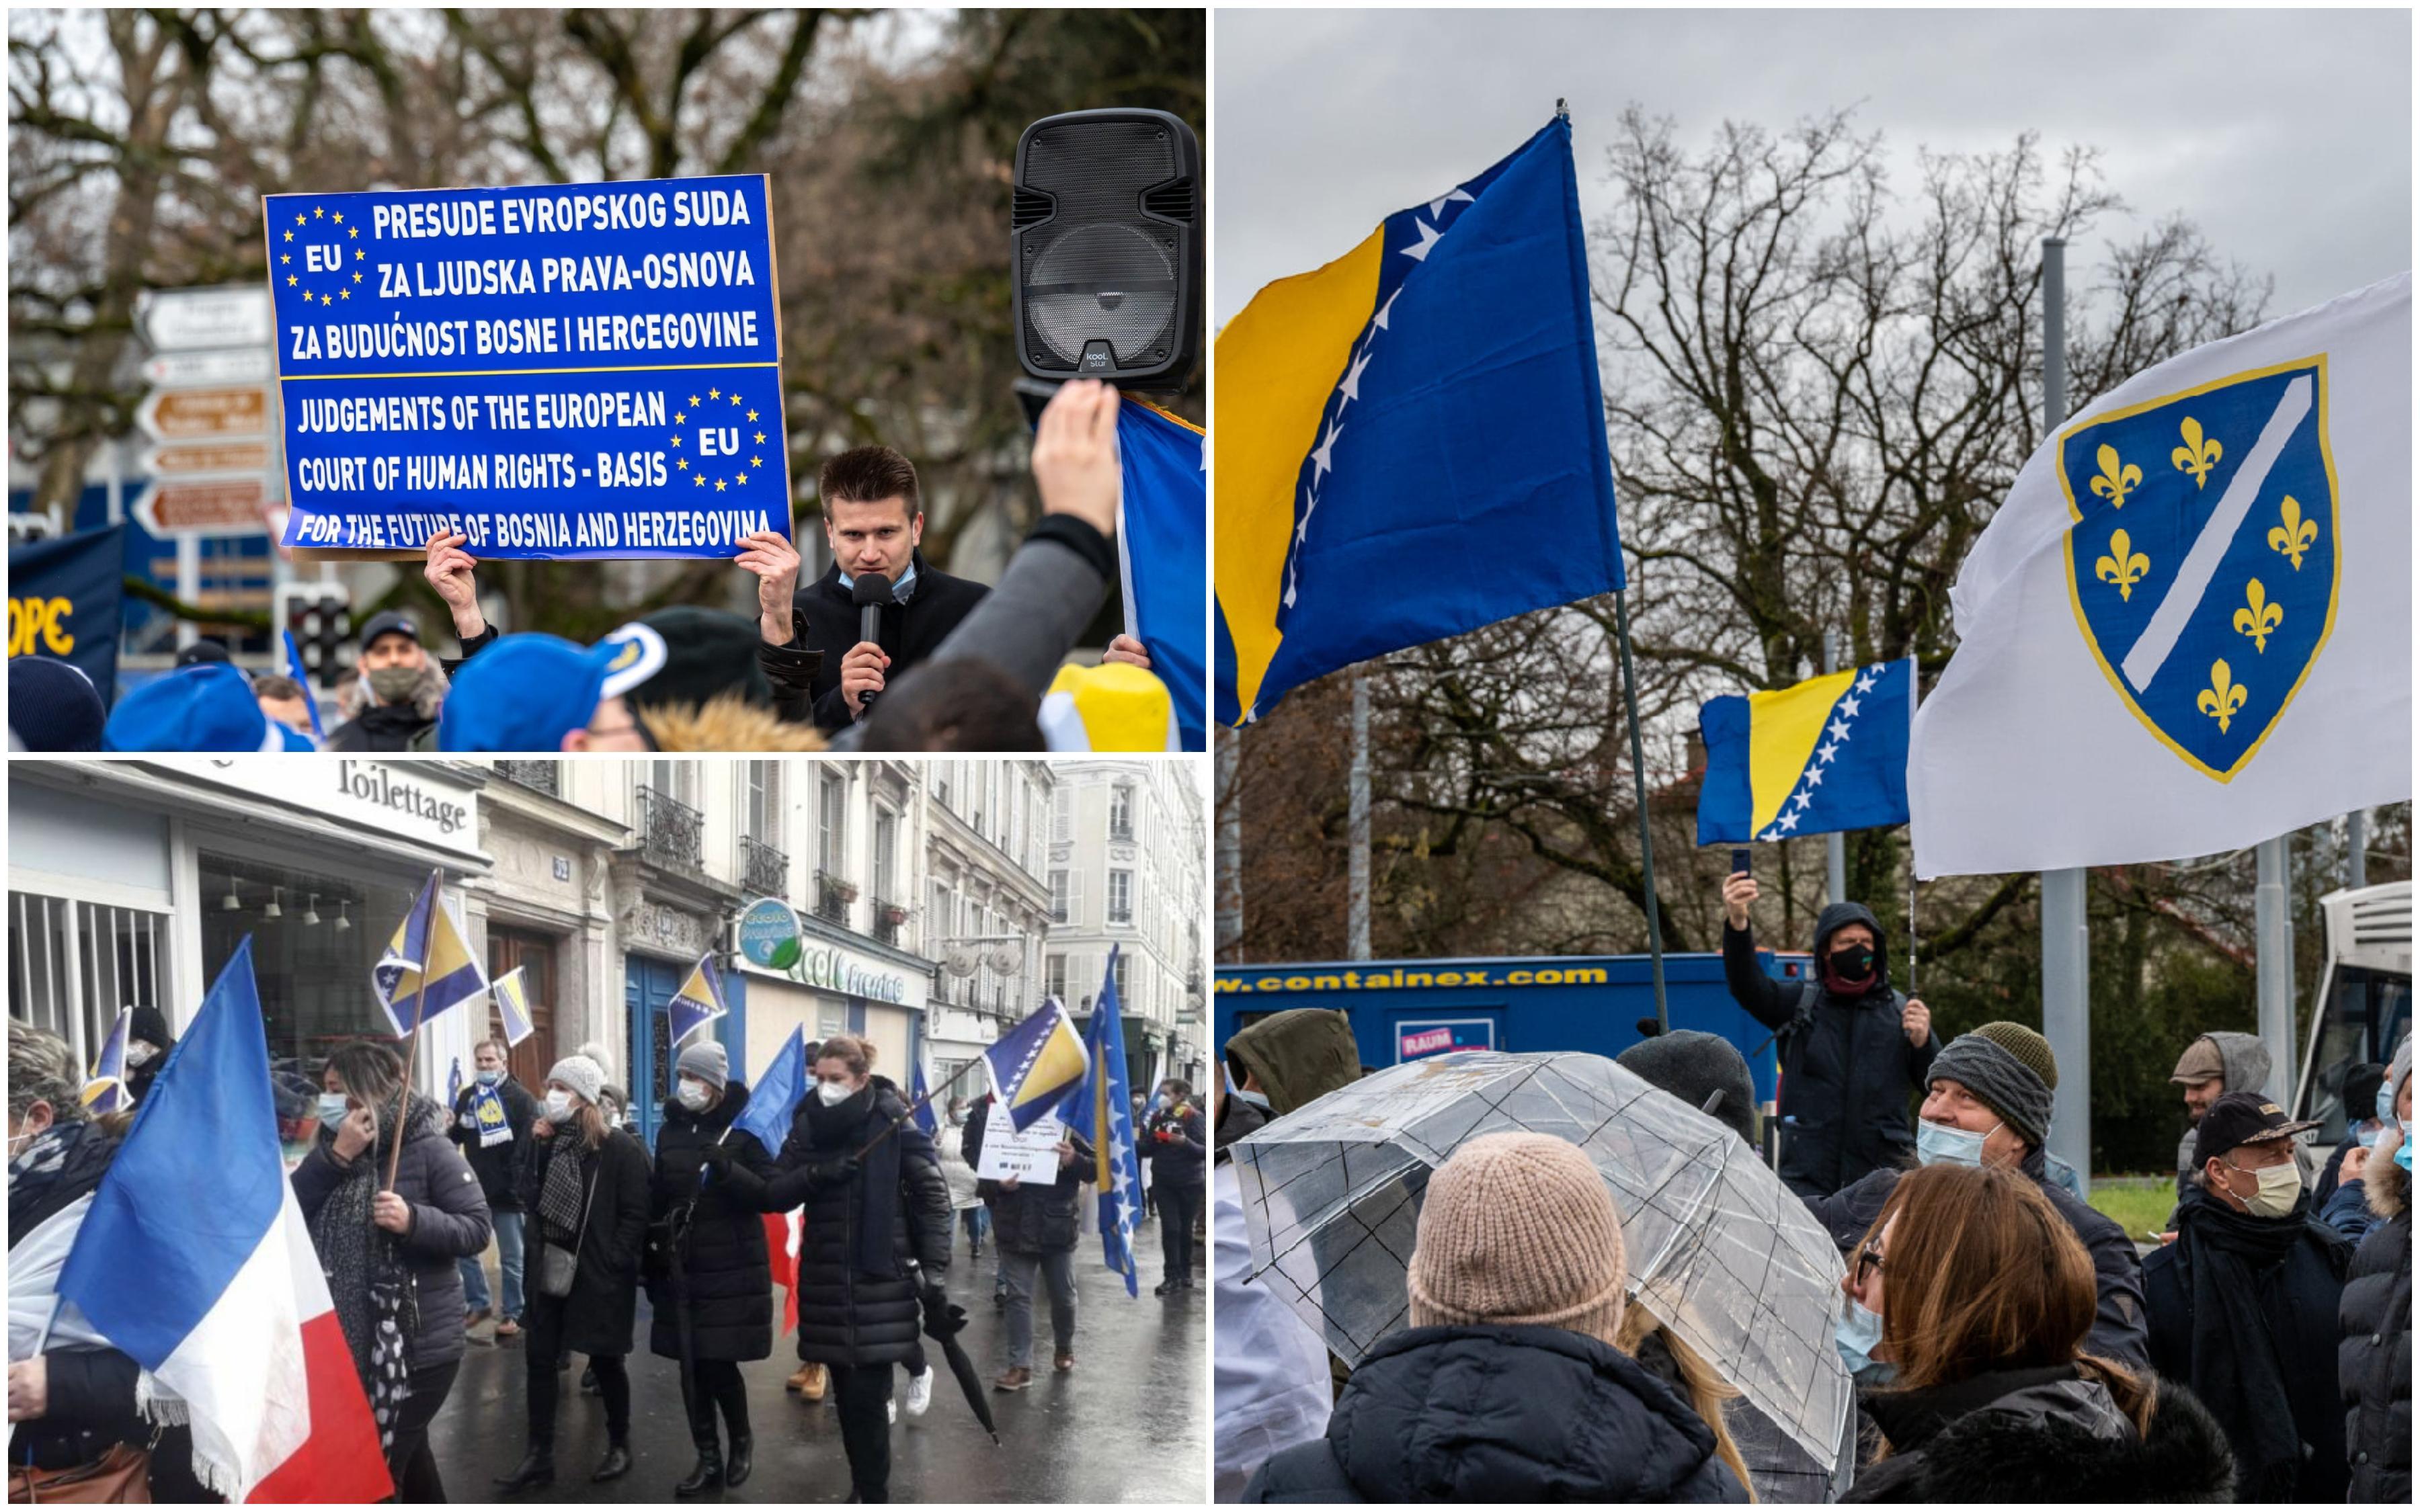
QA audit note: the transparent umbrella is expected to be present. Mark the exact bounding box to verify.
[1234,1050,1858,1502]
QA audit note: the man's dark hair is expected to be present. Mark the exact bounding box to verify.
[819,446,920,519]
[854,659,1045,751]
[251,673,305,701]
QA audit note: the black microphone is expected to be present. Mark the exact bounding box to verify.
[850,572,895,716]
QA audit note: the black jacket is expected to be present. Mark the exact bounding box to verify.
[2338,1188,2411,1503]
[327,700,433,751]
[2143,1187,2352,1502]
[291,1103,494,1370]
[1140,1101,1207,1188]
[449,1074,540,1212]
[515,1126,653,1356]
[1804,1150,2149,1368]
[963,1096,1094,1254]
[1846,1366,2234,1502]
[645,1081,779,1363]
[723,1075,953,1366]
[1724,901,1939,1199]
[1243,1325,1750,1503]
[788,548,990,731]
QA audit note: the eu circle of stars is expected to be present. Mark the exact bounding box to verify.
[279,203,364,306]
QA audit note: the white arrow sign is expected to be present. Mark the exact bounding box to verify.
[141,346,274,388]
[136,286,273,352]
[135,385,269,443]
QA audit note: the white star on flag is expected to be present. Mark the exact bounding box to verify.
[1826,718,1853,743]
[1855,671,1878,694]
[1399,218,1443,261]
[1370,287,1403,332]
[1793,792,1814,812]
[1841,694,1862,717]
[1339,348,1375,407]
[1817,741,1841,763]
[1310,417,1344,483]
[1428,187,1476,218]
[1778,812,1802,833]
[1806,767,1825,787]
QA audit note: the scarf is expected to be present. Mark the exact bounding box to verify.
[7,1122,84,1234]
[804,1087,899,1277]
[537,1136,591,1244]
[305,1096,436,1452]
[468,1081,513,1148]
[2171,1185,2316,1500]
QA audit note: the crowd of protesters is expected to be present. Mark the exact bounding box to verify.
[1209,873,2414,1504]
[7,382,1179,756]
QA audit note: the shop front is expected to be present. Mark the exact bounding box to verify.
[735,898,932,1101]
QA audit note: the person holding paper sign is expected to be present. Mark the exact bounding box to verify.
[963,1097,1096,1392]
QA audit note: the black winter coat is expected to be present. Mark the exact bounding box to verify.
[963,1095,1093,1254]
[645,1081,778,1363]
[327,700,434,751]
[1139,1102,1206,1187]
[515,1126,653,1356]
[1243,1325,1750,1503]
[2339,1199,2411,1503]
[1724,902,1939,1199]
[449,1074,540,1211]
[725,1076,951,1367]
[1846,1366,2235,1502]
[291,1103,493,1370]
[787,550,990,731]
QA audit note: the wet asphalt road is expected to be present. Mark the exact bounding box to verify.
[426,1222,1205,1504]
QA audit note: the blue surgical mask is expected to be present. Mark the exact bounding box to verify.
[1233,1088,1273,1114]
[2398,1130,2413,1174]
[476,1068,502,1087]
[837,562,918,602]
[318,1093,350,1130]
[1917,1118,1998,1168]
[1835,1296,1888,1380]
[2357,1123,2384,1149]
[2380,1079,2399,1124]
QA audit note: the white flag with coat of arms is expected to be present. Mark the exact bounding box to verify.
[1911,273,2410,876]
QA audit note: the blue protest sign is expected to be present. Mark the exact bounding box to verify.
[9,525,126,704]
[264,176,791,560]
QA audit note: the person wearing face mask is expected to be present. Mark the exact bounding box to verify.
[1718,878,1940,1201]
[962,1082,1095,1390]
[120,1005,175,1107]
[1801,1023,2148,1368]
[642,1040,778,1496]
[1211,1060,1333,1500]
[288,1041,493,1503]
[705,1033,951,1503]
[2331,1035,2409,1503]
[327,610,450,751]
[1139,1078,1206,1296]
[2313,1061,2390,1209]
[2141,1091,2352,1502]
[1837,1163,2233,1503]
[495,1055,651,1493]
[451,1036,541,1341]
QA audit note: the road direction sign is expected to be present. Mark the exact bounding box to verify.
[135,286,273,351]
[135,386,268,442]
[140,346,274,388]
[140,439,272,476]
[131,476,272,538]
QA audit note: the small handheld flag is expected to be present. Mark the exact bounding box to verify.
[492,966,536,1048]
[666,952,729,1050]
[372,870,488,1036]
[1697,659,1917,845]
[281,629,326,743]
[982,998,1090,1132]
[912,1042,941,1137]
[81,1006,133,1116]
[733,1025,809,1158]
[1065,946,1145,1297]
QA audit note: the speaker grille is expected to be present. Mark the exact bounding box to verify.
[1019,120,1182,368]
[1141,178,1195,223]
[1011,186,1054,232]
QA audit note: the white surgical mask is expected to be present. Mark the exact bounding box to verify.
[544,1090,572,1120]
[2228,1159,2303,1218]
[815,1079,854,1107]
[1916,1118,1999,1169]
[125,1042,158,1068]
[677,1079,713,1112]
[318,1093,350,1130]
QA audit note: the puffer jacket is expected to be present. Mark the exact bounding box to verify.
[963,1095,1093,1253]
[1847,1366,2234,1502]
[1225,1007,1363,1116]
[645,1081,778,1363]
[725,1075,951,1367]
[1724,901,1940,1200]
[2339,1159,2411,1502]
[1242,1325,1749,1503]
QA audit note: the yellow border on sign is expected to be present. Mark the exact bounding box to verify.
[2056,353,2343,784]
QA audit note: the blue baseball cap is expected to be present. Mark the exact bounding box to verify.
[438,626,667,752]
[102,663,316,752]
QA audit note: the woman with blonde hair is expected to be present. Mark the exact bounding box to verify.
[1841,1162,2233,1502]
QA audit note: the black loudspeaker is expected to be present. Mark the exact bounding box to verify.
[1012,107,1203,389]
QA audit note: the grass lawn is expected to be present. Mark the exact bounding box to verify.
[2087,1173,2177,1241]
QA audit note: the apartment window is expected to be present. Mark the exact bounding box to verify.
[1110,784,1133,842]
[1053,789,1071,844]
[1107,870,1133,925]
[1113,952,1130,1005]
[818,773,846,874]
[1045,953,1067,1001]
[873,808,897,904]
[744,761,782,846]
[1049,870,1070,924]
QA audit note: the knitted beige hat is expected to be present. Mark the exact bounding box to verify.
[1406,1131,1629,1349]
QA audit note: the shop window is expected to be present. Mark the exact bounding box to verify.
[7,893,172,1074]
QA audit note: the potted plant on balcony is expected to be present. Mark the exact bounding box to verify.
[879,902,909,928]
[830,878,860,905]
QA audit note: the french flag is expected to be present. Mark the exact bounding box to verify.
[57,939,394,1503]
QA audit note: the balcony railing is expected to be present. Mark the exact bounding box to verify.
[814,869,856,925]
[1110,821,1135,843]
[871,897,908,947]
[636,785,703,872]
[740,836,788,900]
[496,760,559,796]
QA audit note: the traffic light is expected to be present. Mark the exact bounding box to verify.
[276,582,352,688]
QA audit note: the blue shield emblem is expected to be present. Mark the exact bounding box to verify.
[2061,358,2340,782]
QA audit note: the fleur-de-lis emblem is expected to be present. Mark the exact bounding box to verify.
[2231,579,2283,653]
[2197,659,2249,733]
[2267,495,2316,570]
[2094,528,2150,601]
[2171,416,2222,489]
[2089,444,2142,509]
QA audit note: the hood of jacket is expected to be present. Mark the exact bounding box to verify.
[1812,901,1892,995]
[1851,1371,2234,1503]
[1225,1008,1361,1117]
[2197,1030,2273,1097]
[641,695,825,751]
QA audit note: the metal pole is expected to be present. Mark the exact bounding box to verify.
[2038,235,2092,1193]
[2346,810,2368,890]
[1824,629,1847,907]
[1613,588,1670,1030]
[2255,835,2296,1097]
[1348,673,1372,961]
[175,536,200,652]
[1215,728,1244,962]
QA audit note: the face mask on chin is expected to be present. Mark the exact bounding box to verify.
[476,1068,502,1087]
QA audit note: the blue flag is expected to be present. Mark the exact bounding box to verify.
[1697,659,1917,845]
[282,630,326,741]
[912,1042,940,1137]
[9,526,126,707]
[372,870,487,1036]
[446,1054,463,1112]
[1117,399,1207,751]
[1216,118,1625,725]
[1065,946,1144,1296]
[667,952,728,1048]
[732,1025,809,1157]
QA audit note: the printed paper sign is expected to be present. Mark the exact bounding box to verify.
[264,176,790,559]
[975,1111,1065,1183]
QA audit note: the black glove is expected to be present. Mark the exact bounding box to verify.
[919,1277,949,1312]
[699,1142,734,1173]
[807,1153,861,1189]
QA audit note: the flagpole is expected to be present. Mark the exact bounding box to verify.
[852,1058,987,1163]
[1613,585,1670,1032]
[386,1017,421,1193]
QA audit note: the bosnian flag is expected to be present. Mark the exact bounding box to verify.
[666,952,729,1050]
[57,939,393,1503]
[81,1005,133,1116]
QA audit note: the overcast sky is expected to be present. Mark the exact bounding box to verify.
[1215,9,2411,325]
